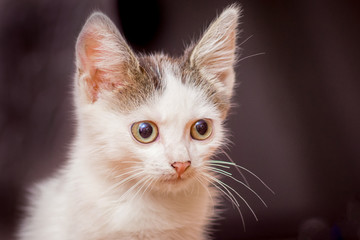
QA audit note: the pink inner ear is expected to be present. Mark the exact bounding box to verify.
[77,31,126,103]
[77,32,103,102]
[85,36,107,102]
[83,36,100,78]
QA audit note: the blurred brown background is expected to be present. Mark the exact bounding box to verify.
[1,0,360,239]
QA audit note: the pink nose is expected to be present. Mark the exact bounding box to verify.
[171,161,191,178]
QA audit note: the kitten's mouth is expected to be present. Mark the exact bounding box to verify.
[160,177,189,185]
[161,170,194,184]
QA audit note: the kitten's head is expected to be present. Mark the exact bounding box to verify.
[74,5,240,194]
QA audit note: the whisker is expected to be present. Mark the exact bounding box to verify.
[147,177,157,194]
[207,163,231,169]
[201,173,246,231]
[114,168,144,179]
[103,178,150,217]
[219,150,250,186]
[202,174,240,208]
[118,177,148,202]
[205,166,268,207]
[205,166,232,177]
[238,35,253,47]
[128,177,153,203]
[103,170,145,196]
[208,160,275,194]
[101,173,146,217]
[195,175,216,216]
[112,170,144,187]
[116,161,141,165]
[204,173,258,222]
[238,52,265,63]
[139,177,156,200]
[105,161,141,176]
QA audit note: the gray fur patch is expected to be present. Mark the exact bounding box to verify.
[110,55,165,112]
[111,53,230,118]
[179,54,231,118]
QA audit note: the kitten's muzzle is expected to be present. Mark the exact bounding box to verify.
[171,161,191,178]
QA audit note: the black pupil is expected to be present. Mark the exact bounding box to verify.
[139,122,153,138]
[195,120,208,135]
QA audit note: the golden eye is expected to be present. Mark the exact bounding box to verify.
[190,119,212,140]
[131,121,158,144]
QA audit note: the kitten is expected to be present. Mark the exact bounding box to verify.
[18,4,247,240]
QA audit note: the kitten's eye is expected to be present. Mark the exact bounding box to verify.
[190,119,212,140]
[131,121,158,144]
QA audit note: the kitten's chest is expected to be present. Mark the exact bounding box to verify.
[108,193,209,231]
[71,192,210,240]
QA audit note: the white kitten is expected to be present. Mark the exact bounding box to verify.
[18,5,243,240]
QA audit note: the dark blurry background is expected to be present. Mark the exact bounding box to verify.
[1,0,360,239]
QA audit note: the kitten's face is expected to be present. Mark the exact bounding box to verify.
[75,7,239,193]
[80,66,223,193]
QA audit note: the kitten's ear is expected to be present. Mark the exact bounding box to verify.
[189,5,241,98]
[75,12,139,103]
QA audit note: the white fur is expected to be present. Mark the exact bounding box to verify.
[19,64,223,240]
[18,5,239,240]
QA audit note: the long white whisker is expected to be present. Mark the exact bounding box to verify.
[204,173,258,222]
[117,161,141,164]
[208,160,275,194]
[219,150,250,186]
[195,175,215,216]
[207,163,231,169]
[106,165,138,178]
[147,177,157,194]
[114,168,144,179]
[112,170,144,188]
[205,166,268,207]
[239,35,253,47]
[201,173,246,231]
[118,177,148,202]
[128,177,153,203]
[238,52,265,63]
[135,176,157,202]
[103,170,145,196]
[202,174,240,208]
[101,172,145,217]
[206,166,232,176]
[139,177,156,200]
[103,178,149,217]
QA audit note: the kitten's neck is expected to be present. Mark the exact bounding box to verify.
[107,181,211,233]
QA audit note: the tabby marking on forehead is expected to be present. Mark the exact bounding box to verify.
[130,53,232,118]
[179,57,231,118]
[110,54,165,112]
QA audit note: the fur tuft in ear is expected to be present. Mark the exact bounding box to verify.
[75,12,139,103]
[189,4,241,98]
